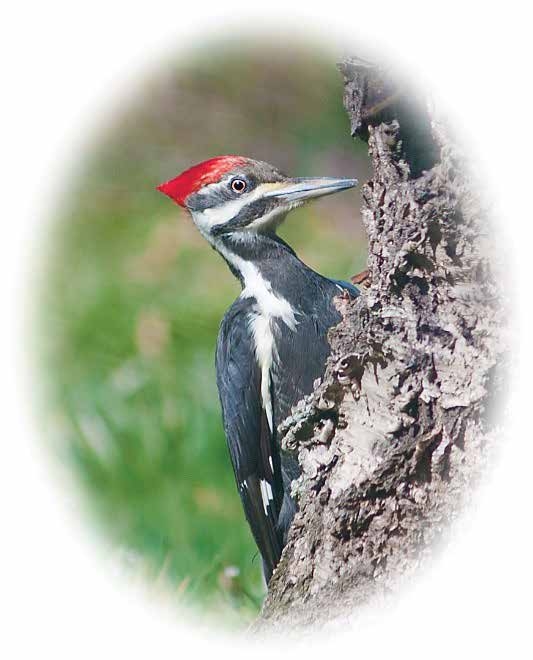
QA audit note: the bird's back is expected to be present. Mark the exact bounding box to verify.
[216,267,358,581]
[270,272,356,423]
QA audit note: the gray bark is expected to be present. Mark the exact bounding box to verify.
[256,58,506,629]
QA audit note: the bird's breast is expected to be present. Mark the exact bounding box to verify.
[244,282,299,434]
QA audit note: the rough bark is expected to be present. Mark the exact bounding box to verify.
[256,58,506,629]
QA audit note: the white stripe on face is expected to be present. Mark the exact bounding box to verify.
[190,181,288,238]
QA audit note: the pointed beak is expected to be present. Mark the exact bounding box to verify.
[263,177,357,203]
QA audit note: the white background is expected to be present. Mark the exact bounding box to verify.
[2,2,532,658]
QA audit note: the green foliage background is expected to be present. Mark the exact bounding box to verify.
[38,42,369,626]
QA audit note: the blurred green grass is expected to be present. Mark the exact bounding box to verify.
[37,43,369,625]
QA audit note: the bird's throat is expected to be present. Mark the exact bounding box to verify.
[214,232,296,289]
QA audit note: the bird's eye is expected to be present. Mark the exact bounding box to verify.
[231,179,247,193]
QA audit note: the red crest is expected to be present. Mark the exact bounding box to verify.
[157,155,248,207]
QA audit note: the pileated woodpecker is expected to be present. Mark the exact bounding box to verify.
[157,156,358,583]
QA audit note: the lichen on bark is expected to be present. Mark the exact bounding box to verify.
[257,57,506,629]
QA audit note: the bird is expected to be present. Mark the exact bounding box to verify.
[157,156,358,584]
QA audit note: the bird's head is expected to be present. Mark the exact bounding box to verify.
[157,156,357,242]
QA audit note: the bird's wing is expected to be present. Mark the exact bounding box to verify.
[215,299,284,581]
[272,276,359,423]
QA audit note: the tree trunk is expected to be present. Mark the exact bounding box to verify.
[256,57,506,629]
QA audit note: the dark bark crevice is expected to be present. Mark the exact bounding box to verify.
[339,57,441,176]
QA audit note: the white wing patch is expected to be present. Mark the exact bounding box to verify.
[260,479,274,515]
[210,238,298,432]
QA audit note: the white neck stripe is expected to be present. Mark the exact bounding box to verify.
[212,240,298,434]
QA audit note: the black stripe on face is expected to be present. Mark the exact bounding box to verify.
[186,173,259,212]
[211,197,283,236]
